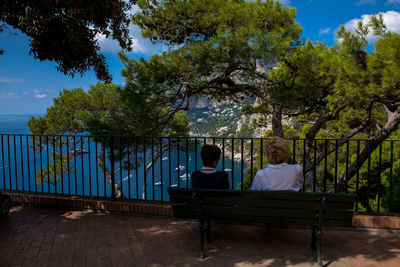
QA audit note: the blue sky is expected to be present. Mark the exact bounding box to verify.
[0,0,399,115]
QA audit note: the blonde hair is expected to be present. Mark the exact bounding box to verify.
[265,136,290,164]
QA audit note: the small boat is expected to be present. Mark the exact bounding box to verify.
[180,173,191,180]
[171,184,178,187]
[175,165,185,171]
[162,157,168,161]
[74,148,89,154]
[122,174,133,182]
[154,181,163,186]
[224,168,231,172]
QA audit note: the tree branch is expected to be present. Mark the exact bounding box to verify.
[332,109,400,192]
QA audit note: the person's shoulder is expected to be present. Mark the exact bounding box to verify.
[251,168,267,182]
[293,164,303,170]
[256,168,265,174]
[290,164,303,173]
[256,168,268,176]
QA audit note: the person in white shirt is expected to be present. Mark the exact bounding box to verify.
[251,136,304,191]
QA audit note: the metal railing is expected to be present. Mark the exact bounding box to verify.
[0,134,399,214]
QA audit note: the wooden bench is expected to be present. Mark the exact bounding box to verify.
[168,188,355,267]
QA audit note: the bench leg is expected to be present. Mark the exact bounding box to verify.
[317,227,322,267]
[199,219,205,258]
[316,195,326,267]
[311,225,316,251]
[206,220,212,243]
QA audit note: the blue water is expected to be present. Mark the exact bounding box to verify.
[0,115,247,201]
[0,114,35,134]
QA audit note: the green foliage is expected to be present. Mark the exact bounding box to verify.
[28,88,90,135]
[35,141,74,186]
[381,159,400,213]
[1,1,135,82]
[129,0,302,105]
[267,41,338,113]
[134,0,301,47]
[370,33,400,98]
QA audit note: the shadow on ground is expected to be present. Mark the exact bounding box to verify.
[0,206,399,266]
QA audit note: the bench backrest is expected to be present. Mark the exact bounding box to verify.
[168,188,355,227]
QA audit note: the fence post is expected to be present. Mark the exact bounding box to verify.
[110,136,115,200]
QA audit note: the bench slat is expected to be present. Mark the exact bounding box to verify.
[169,189,354,201]
[170,195,194,204]
[200,197,354,210]
[203,205,317,218]
[172,205,353,222]
[198,191,323,200]
[203,204,354,219]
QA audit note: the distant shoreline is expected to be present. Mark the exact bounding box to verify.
[0,114,43,122]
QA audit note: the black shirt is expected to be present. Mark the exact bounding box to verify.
[191,170,230,189]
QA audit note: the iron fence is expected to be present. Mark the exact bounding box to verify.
[0,134,399,214]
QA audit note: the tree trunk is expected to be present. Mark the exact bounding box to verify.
[98,144,126,198]
[142,146,162,200]
[142,161,152,200]
[271,103,284,137]
[333,110,400,192]
[300,112,338,192]
[309,99,374,169]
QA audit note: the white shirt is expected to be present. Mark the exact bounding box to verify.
[250,163,304,191]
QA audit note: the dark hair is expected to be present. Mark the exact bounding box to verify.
[201,144,221,167]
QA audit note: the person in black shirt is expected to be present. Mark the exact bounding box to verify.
[191,144,230,189]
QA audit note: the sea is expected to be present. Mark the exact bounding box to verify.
[0,114,247,201]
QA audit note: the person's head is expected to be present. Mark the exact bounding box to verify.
[265,136,290,164]
[201,144,221,168]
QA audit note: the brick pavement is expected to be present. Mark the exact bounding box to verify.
[1,206,399,267]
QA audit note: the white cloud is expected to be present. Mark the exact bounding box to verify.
[97,25,167,56]
[386,0,400,5]
[22,92,30,95]
[342,11,400,43]
[33,88,56,94]
[356,0,376,5]
[0,77,25,83]
[96,33,121,54]
[319,28,331,35]
[0,91,19,99]
[96,5,167,56]
[34,94,47,99]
